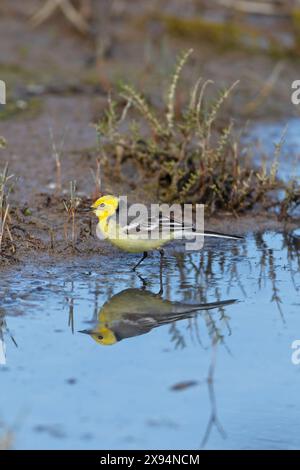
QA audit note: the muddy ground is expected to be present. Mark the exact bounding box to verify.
[0,0,299,267]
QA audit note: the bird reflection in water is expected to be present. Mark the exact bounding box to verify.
[79,288,237,346]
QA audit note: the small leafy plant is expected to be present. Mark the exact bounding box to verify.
[95,50,295,215]
[0,137,6,149]
[63,181,81,248]
[0,164,14,253]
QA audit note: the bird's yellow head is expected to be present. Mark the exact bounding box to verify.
[91,195,119,221]
[79,326,118,346]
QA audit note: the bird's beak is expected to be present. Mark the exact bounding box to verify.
[91,202,99,210]
[78,329,95,335]
[90,205,98,215]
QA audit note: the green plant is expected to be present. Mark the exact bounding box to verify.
[0,164,14,253]
[63,181,81,248]
[96,50,294,215]
[279,180,300,220]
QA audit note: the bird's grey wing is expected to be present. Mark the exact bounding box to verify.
[122,299,237,334]
[111,316,157,340]
[117,299,237,335]
[120,214,242,240]
[117,311,195,332]
[119,213,194,238]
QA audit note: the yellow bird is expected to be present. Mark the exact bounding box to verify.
[92,195,242,270]
[79,288,237,346]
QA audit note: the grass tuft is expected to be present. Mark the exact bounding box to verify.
[0,164,14,253]
[96,52,299,216]
[0,137,6,149]
[63,181,81,249]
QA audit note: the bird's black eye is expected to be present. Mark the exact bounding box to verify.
[97,335,104,340]
[100,203,105,208]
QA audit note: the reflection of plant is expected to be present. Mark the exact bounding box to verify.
[66,284,75,334]
[255,231,300,323]
[0,310,6,366]
[283,232,300,283]
[169,322,186,349]
[255,233,285,322]
[173,232,298,327]
[0,309,18,367]
[187,315,204,348]
[201,340,226,449]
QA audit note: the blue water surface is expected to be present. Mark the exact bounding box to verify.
[0,232,299,450]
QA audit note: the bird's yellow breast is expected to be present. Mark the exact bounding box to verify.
[97,219,171,253]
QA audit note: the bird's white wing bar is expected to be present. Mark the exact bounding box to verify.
[120,215,194,238]
[120,215,242,240]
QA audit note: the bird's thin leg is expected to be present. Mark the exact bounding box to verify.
[157,249,164,296]
[132,251,148,271]
[135,271,148,290]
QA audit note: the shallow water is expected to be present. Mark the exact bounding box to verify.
[0,232,300,450]
[247,119,300,183]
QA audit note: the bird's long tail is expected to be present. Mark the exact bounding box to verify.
[202,230,243,240]
[177,298,238,313]
[154,299,238,326]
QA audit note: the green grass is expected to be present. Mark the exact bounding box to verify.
[0,97,42,121]
[143,13,300,59]
[0,63,44,121]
